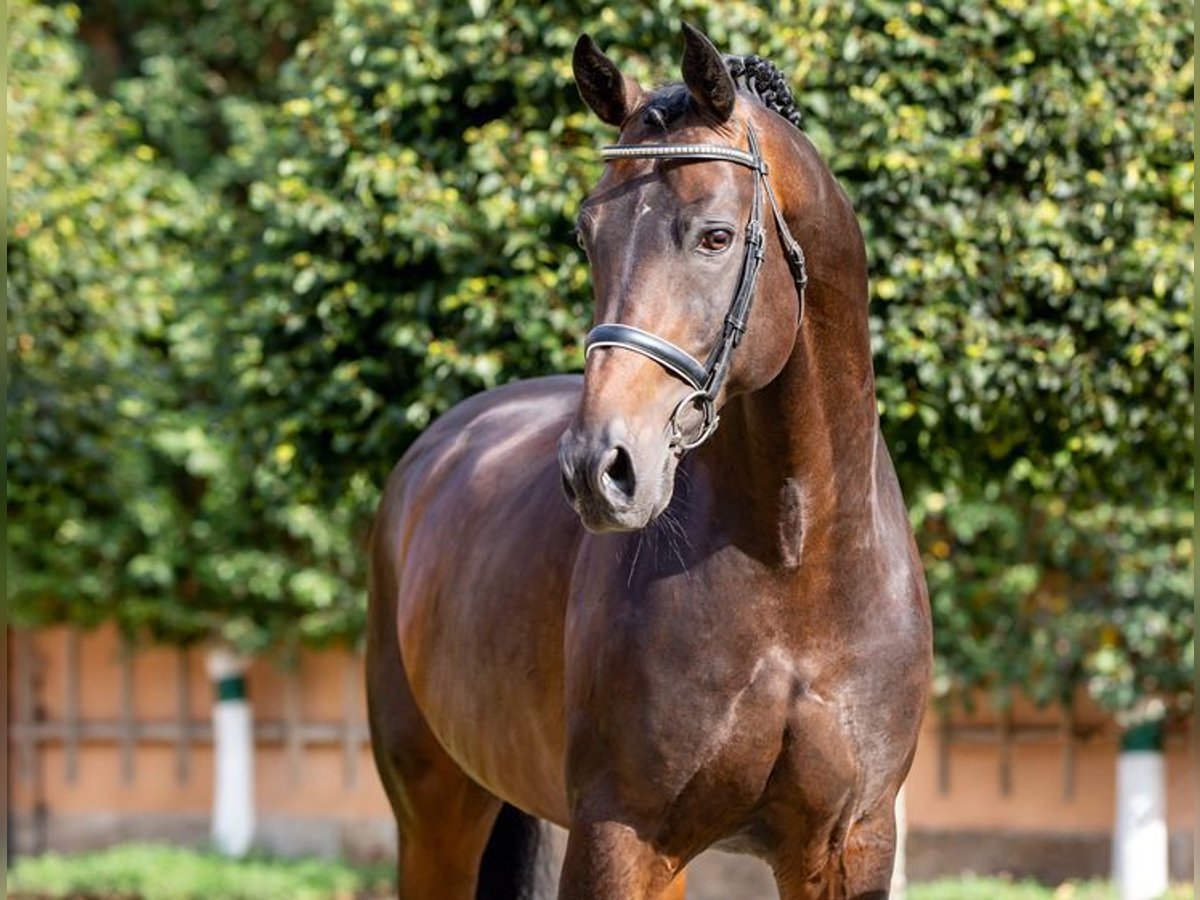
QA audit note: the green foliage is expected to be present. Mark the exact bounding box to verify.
[78,0,331,175]
[910,876,1194,900]
[8,0,361,650]
[807,2,1194,502]
[8,0,211,633]
[7,844,393,900]
[7,0,1193,717]
[775,0,1195,719]
[230,0,622,495]
[919,494,1193,716]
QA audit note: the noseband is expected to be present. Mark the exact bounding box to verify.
[583,125,809,452]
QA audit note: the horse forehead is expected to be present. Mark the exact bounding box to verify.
[665,158,743,205]
[589,161,741,224]
[583,173,661,233]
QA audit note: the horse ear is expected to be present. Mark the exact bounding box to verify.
[573,34,642,127]
[680,21,736,123]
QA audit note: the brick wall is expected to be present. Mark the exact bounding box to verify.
[8,624,1194,885]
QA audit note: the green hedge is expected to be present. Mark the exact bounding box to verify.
[6,0,1193,715]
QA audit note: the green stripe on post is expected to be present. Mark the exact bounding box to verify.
[215,674,247,702]
[1120,718,1164,752]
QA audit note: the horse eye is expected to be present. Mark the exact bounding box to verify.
[699,228,734,253]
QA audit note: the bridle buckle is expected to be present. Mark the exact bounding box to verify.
[669,390,720,453]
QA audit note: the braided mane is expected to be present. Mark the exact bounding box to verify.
[640,54,803,132]
[724,55,803,130]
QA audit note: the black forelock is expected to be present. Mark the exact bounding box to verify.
[640,84,692,130]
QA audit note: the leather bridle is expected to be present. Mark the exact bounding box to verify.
[583,125,809,452]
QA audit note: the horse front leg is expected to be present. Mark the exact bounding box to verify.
[773,799,896,900]
[835,799,897,900]
[557,818,685,900]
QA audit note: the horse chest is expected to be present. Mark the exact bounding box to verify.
[562,559,870,847]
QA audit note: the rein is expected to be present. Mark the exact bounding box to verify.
[583,125,809,452]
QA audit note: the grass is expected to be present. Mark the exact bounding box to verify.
[6,845,394,900]
[908,876,1195,900]
[6,845,1195,899]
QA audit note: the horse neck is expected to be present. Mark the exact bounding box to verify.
[703,144,881,565]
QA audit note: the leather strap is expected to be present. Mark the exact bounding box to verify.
[586,324,708,390]
[697,126,767,400]
[763,174,809,307]
[600,142,764,171]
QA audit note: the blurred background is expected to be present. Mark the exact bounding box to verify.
[7,0,1194,897]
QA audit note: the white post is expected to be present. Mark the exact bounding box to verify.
[206,645,255,857]
[891,784,908,900]
[1113,719,1168,900]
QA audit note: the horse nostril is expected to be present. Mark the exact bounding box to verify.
[601,445,636,500]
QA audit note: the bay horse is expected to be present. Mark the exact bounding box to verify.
[367,24,931,900]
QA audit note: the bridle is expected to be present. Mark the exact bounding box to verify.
[583,124,809,452]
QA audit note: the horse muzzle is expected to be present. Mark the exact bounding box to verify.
[557,426,662,533]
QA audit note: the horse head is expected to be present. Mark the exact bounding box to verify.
[559,24,809,533]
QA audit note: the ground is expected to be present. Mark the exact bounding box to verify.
[6,844,1196,900]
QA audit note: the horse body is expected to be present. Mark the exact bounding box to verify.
[367,25,931,900]
[374,377,577,824]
